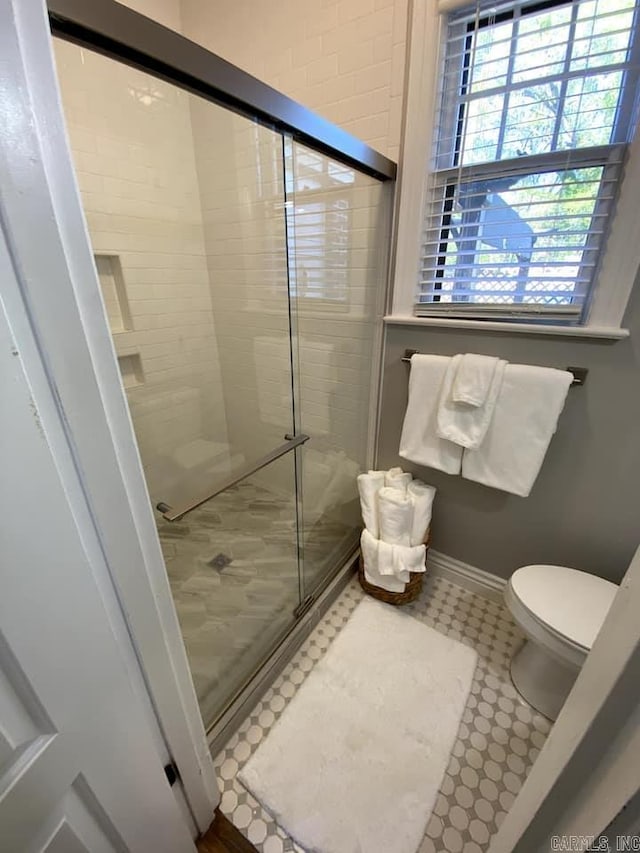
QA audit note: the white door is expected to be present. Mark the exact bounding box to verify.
[0,230,197,850]
[0,0,218,834]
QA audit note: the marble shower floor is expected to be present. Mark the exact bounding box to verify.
[157,480,352,726]
[213,572,552,853]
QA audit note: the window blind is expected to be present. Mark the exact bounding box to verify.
[417,0,640,322]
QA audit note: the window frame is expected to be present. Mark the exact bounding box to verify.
[389,0,640,338]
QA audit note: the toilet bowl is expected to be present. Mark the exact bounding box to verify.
[504,564,617,721]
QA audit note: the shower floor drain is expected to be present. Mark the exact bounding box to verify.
[208,553,232,571]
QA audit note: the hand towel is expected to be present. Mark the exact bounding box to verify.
[452,353,502,406]
[437,354,507,450]
[357,470,385,538]
[378,486,413,546]
[462,364,573,497]
[393,543,427,577]
[399,355,463,474]
[407,480,436,546]
[361,530,406,592]
[384,467,412,495]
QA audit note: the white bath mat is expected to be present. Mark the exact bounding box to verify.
[238,597,478,853]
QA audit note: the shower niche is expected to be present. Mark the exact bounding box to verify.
[95,254,131,334]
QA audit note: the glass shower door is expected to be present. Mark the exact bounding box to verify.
[285,141,390,597]
[53,39,305,729]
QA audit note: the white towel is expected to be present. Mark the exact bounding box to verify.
[452,353,502,406]
[407,480,436,546]
[361,530,406,592]
[384,467,412,495]
[394,543,427,577]
[437,354,507,450]
[378,487,413,546]
[462,364,573,497]
[357,470,385,538]
[379,540,410,581]
[399,355,463,474]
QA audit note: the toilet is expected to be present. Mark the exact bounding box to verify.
[504,564,618,721]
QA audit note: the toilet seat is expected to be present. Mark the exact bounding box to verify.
[506,565,618,669]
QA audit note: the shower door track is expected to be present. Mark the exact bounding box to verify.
[47,0,396,183]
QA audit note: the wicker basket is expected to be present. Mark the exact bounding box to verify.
[358,530,430,605]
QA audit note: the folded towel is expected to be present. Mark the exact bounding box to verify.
[399,355,463,474]
[378,539,410,581]
[378,486,413,546]
[452,353,502,407]
[384,467,412,495]
[437,354,507,450]
[462,364,573,497]
[357,470,385,538]
[361,530,406,592]
[393,543,427,577]
[407,480,436,546]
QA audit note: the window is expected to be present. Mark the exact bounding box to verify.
[416,0,640,324]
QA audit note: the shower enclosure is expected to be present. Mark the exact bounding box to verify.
[50,1,394,733]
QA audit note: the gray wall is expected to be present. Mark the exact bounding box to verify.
[377,280,640,584]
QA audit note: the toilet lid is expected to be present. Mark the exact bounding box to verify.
[510,565,618,650]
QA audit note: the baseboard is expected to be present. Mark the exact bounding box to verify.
[427,549,507,603]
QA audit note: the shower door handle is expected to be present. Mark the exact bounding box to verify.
[155,433,310,522]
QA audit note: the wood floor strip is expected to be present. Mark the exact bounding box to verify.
[196,809,257,853]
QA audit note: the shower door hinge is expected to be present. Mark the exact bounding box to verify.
[164,761,180,787]
[293,595,315,620]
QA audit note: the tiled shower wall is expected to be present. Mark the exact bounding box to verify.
[180,0,408,160]
[188,102,293,465]
[53,38,229,505]
[189,96,389,520]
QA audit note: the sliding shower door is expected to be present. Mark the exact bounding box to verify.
[53,40,305,729]
[53,25,392,732]
[285,142,390,596]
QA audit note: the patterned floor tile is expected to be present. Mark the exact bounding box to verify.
[158,479,353,726]
[214,572,552,852]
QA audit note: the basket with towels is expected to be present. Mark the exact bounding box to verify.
[357,467,436,605]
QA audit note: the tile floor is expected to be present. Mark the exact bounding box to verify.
[213,571,553,853]
[158,478,354,728]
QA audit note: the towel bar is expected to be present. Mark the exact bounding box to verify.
[400,349,587,387]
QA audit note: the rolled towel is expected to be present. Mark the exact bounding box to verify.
[378,487,413,546]
[357,470,385,538]
[407,480,436,546]
[437,354,507,450]
[393,543,427,577]
[452,353,502,407]
[361,530,406,593]
[384,467,412,495]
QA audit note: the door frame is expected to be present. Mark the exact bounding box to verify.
[1,0,218,831]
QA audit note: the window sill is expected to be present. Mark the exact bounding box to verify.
[383,315,630,340]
